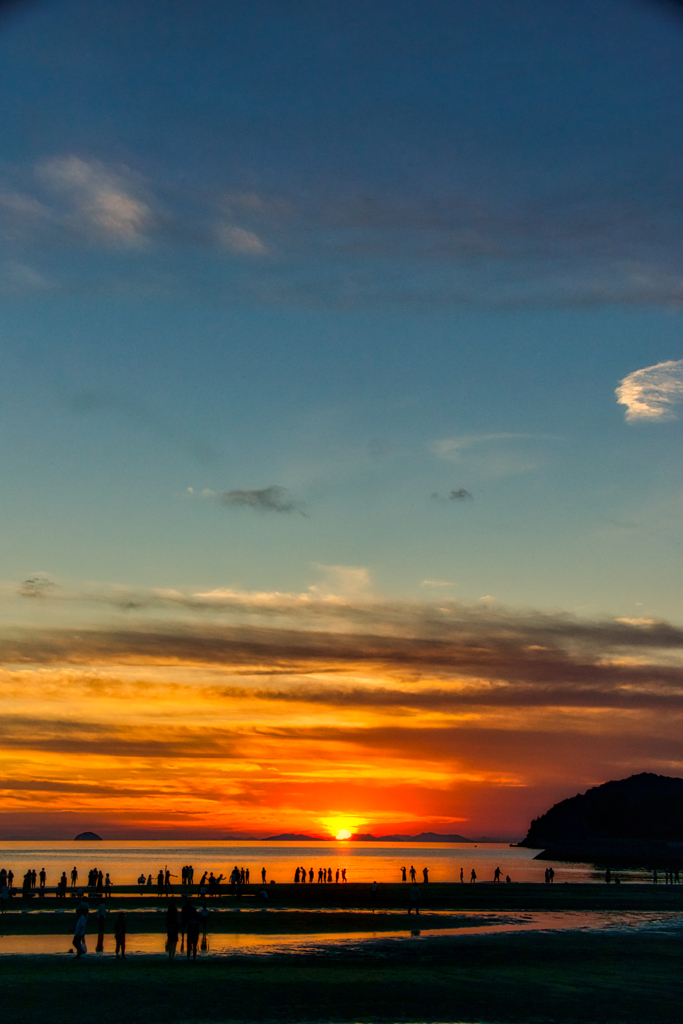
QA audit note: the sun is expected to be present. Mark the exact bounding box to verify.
[335,828,352,840]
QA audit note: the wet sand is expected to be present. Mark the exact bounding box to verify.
[1,928,682,1023]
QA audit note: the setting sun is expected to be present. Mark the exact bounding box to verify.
[335,828,352,840]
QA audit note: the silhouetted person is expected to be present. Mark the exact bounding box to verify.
[423,867,429,883]
[166,899,179,959]
[157,870,164,895]
[506,875,511,883]
[199,903,209,949]
[336,869,339,883]
[70,866,78,889]
[73,911,87,957]
[460,868,464,883]
[470,868,476,883]
[294,867,300,884]
[341,868,347,882]
[261,867,266,884]
[104,873,112,897]
[96,900,107,952]
[494,866,501,883]
[327,868,332,883]
[114,912,126,958]
[408,884,420,915]
[549,867,555,883]
[401,866,407,882]
[309,868,314,883]
[605,868,611,885]
[653,868,658,884]
[186,905,200,960]
[409,865,416,882]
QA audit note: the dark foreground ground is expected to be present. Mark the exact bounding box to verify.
[2,930,683,1024]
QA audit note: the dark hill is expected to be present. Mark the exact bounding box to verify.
[522,773,683,848]
[74,831,102,841]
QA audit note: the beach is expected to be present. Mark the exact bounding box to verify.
[3,883,683,1021]
[1,926,682,1023]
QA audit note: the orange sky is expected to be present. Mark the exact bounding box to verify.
[2,585,683,840]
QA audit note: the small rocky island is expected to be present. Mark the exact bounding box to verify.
[521,773,683,866]
[74,831,102,841]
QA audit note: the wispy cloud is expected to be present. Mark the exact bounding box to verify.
[36,156,152,246]
[2,155,683,308]
[217,224,268,255]
[616,359,683,422]
[431,434,538,461]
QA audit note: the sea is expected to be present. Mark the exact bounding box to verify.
[0,839,650,886]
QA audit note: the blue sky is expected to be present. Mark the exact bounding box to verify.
[2,0,683,617]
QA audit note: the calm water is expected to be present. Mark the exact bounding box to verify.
[2,911,682,955]
[0,840,649,886]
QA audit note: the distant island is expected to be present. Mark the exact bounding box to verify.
[74,831,102,841]
[520,772,683,866]
[264,831,495,843]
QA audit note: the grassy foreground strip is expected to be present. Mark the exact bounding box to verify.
[1,930,682,1023]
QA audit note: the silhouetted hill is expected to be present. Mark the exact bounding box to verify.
[522,774,683,847]
[74,831,102,840]
[370,832,476,843]
[264,833,324,841]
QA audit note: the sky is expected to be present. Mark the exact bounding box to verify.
[2,0,683,840]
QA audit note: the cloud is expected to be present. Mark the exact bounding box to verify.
[616,359,683,422]
[217,224,268,255]
[207,485,306,515]
[431,434,539,461]
[431,489,473,503]
[36,156,152,245]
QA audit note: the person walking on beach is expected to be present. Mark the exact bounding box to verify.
[401,866,407,882]
[186,904,200,960]
[494,866,501,883]
[409,865,416,882]
[408,884,420,915]
[341,868,347,882]
[70,866,78,889]
[166,899,179,960]
[95,900,107,952]
[470,868,476,883]
[73,909,87,957]
[199,903,210,949]
[261,867,266,884]
[460,868,464,883]
[114,912,126,959]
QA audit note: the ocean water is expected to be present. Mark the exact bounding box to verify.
[0,840,643,886]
